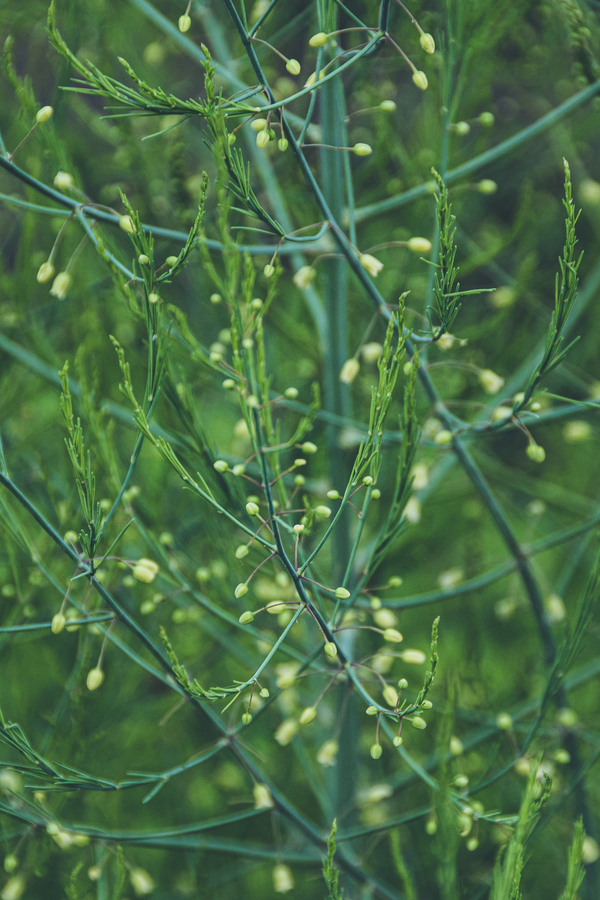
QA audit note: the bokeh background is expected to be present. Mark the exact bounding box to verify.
[1,0,600,898]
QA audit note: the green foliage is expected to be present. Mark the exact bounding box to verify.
[0,0,599,898]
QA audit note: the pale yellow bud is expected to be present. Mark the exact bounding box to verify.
[583,836,600,864]
[50,272,71,300]
[479,111,495,126]
[277,137,289,151]
[438,568,463,590]
[51,613,66,634]
[370,743,383,759]
[178,14,191,32]
[359,253,384,277]
[412,70,428,90]
[264,263,275,277]
[334,587,350,599]
[86,667,104,691]
[214,460,229,472]
[246,501,259,516]
[353,142,372,156]
[407,236,432,254]
[546,593,566,623]
[478,369,504,394]
[54,171,75,191]
[239,611,254,625]
[563,420,591,442]
[286,58,301,75]
[253,782,274,809]
[0,876,26,900]
[383,628,403,643]
[284,387,298,399]
[133,558,159,582]
[324,641,338,658]
[361,341,384,363]
[420,33,435,54]
[433,429,453,445]
[403,496,421,523]
[36,261,55,283]
[401,649,426,664]
[36,106,54,123]
[478,179,497,194]
[380,99,396,111]
[450,736,464,756]
[148,292,159,304]
[299,706,317,725]
[293,266,315,289]
[309,32,329,47]
[411,716,427,730]
[454,121,470,136]
[496,712,513,731]
[87,866,101,881]
[234,583,248,598]
[274,718,298,745]
[315,505,332,519]
[129,866,155,896]
[273,864,294,893]
[256,130,271,149]
[373,609,397,629]
[382,684,399,707]
[317,739,339,766]
[339,358,360,384]
[235,545,249,559]
[526,442,545,463]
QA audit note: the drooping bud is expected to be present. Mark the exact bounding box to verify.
[286,59,301,75]
[370,743,383,759]
[178,14,191,32]
[118,215,135,234]
[239,611,255,625]
[419,33,435,54]
[412,70,428,90]
[263,264,275,277]
[50,272,71,300]
[299,706,317,725]
[235,583,249,598]
[339,358,360,384]
[246,501,260,516]
[86,667,104,691]
[256,130,270,149]
[54,171,75,191]
[51,613,66,634]
[358,253,384,277]
[324,641,338,658]
[36,261,55,283]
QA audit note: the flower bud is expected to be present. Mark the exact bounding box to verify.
[479,111,495,126]
[278,137,289,151]
[339,358,360,383]
[334,587,350,599]
[293,266,315,289]
[450,735,464,756]
[36,106,54,123]
[478,179,497,194]
[401,648,426,664]
[235,583,248,598]
[382,684,399,707]
[383,628,403,643]
[178,14,191,32]
[129,866,155,896]
[253,783,274,809]
[370,743,383,759]
[264,264,275,277]
[366,705,378,716]
[54,171,75,191]
[214,460,229,472]
[50,272,71,300]
[359,253,384,277]
[411,716,427,730]
[420,32,435,54]
[51,613,66,634]
[407,236,432,254]
[327,490,340,500]
[273,864,294,894]
[86,667,104,691]
[118,215,135,234]
[398,678,408,689]
[274,718,298,745]
[412,70,428,90]
[433,429,453,445]
[324,641,338,658]
[454,121,470,136]
[260,687,270,698]
[256,130,270,149]
[0,876,26,900]
[210,293,222,304]
[301,441,317,454]
[138,254,150,266]
[87,866,101,881]
[314,505,332,519]
[241,712,253,725]
[299,706,317,725]
[353,142,372,156]
[309,32,329,47]
[166,255,178,266]
[239,611,254,624]
[478,368,505,395]
[393,735,403,747]
[421,699,433,709]
[454,773,469,787]
[284,387,298,399]
[526,441,545,463]
[286,58,301,75]
[317,739,339,766]
[380,100,396,111]
[235,545,249,560]
[3,855,18,874]
[246,501,260,516]
[36,261,55,283]
[133,558,159,583]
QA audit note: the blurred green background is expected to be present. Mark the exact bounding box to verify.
[1,0,600,898]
